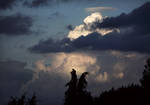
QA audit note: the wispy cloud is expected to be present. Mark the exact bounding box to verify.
[85,7,116,13]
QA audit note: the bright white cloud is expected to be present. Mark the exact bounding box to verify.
[67,12,118,40]
[83,12,103,25]
[67,24,92,40]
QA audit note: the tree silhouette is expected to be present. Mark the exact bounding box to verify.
[140,58,150,89]
[64,69,92,105]
[64,69,78,105]
[94,58,150,105]
[76,72,92,105]
[77,72,88,92]
[17,94,26,105]
[8,97,17,105]
[28,94,37,105]
[7,94,37,105]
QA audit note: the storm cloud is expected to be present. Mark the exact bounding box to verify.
[0,0,17,10]
[94,2,150,36]
[0,60,33,105]
[29,2,150,53]
[0,14,33,36]
[29,38,73,53]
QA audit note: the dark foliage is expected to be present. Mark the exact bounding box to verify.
[140,58,150,89]
[94,84,148,105]
[8,94,37,105]
[64,69,92,105]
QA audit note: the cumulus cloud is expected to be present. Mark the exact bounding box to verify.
[29,51,148,95]
[68,12,116,40]
[18,50,148,105]
[30,2,150,54]
[20,52,113,105]
[0,14,33,36]
[0,60,33,105]
[32,51,146,83]
[84,12,103,25]
[34,52,101,76]
[85,7,116,13]
[69,1,150,53]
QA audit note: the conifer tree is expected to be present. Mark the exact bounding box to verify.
[140,58,150,88]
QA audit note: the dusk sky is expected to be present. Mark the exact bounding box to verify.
[0,0,150,105]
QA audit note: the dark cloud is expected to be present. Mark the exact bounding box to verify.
[0,14,33,36]
[29,38,74,53]
[29,2,150,54]
[29,31,150,54]
[94,2,150,36]
[24,0,49,7]
[72,32,150,53]
[66,24,74,30]
[24,0,95,7]
[0,60,33,105]
[30,0,49,7]
[0,0,17,10]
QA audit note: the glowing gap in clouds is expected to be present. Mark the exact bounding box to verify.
[35,52,100,75]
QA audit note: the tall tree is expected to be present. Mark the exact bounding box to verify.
[77,72,88,92]
[64,69,78,105]
[64,69,92,105]
[140,58,150,89]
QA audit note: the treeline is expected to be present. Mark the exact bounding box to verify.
[8,59,150,105]
[64,58,150,105]
[7,94,36,105]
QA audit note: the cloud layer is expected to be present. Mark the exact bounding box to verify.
[85,7,116,13]
[30,2,150,53]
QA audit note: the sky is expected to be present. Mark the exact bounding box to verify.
[0,0,150,105]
